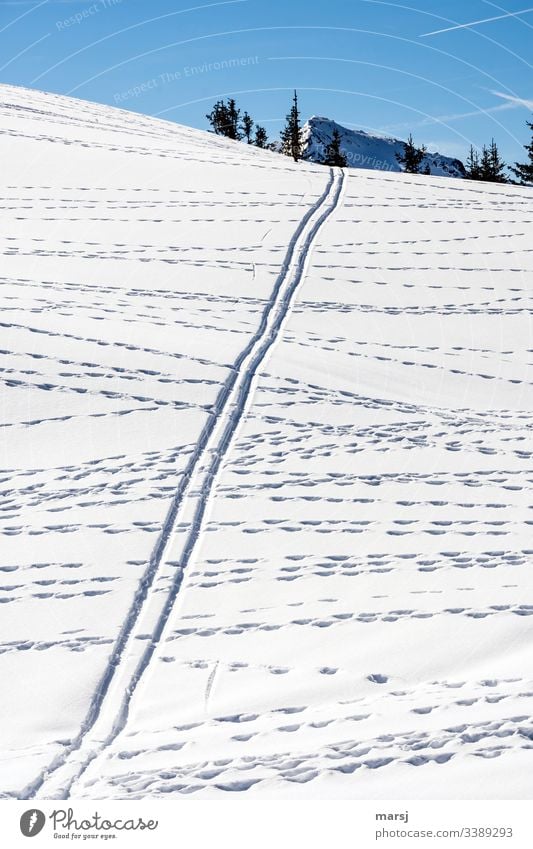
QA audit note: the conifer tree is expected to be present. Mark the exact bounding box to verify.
[206,98,242,140]
[488,138,507,182]
[466,145,482,180]
[479,144,492,180]
[280,90,303,162]
[395,134,427,174]
[479,139,507,182]
[225,98,242,141]
[241,111,254,143]
[322,127,347,167]
[254,125,268,148]
[206,100,228,136]
[510,118,533,185]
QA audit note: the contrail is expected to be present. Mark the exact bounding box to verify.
[0,0,48,35]
[483,0,533,30]
[420,6,533,36]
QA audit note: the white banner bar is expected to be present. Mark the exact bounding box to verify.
[1,799,532,848]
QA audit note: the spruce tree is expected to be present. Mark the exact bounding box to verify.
[206,100,229,136]
[489,139,507,182]
[479,139,507,182]
[241,111,254,144]
[280,90,303,162]
[479,144,492,180]
[254,125,268,148]
[466,145,482,180]
[395,134,428,174]
[510,118,533,185]
[206,98,242,140]
[322,128,347,167]
[226,98,242,141]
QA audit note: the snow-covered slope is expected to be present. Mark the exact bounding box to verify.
[303,116,466,177]
[0,85,532,801]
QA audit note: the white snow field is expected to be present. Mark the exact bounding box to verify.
[0,84,532,801]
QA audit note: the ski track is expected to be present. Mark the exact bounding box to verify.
[30,164,343,798]
[0,84,532,801]
[26,161,344,799]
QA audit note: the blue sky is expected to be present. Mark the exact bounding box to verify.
[1,0,532,163]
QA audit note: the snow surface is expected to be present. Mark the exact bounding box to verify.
[302,116,466,177]
[0,84,532,801]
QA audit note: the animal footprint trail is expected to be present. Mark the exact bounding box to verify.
[81,170,533,800]
[2,83,532,802]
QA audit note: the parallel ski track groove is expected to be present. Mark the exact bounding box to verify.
[28,166,344,800]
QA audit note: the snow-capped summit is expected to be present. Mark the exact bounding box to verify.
[302,115,466,177]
